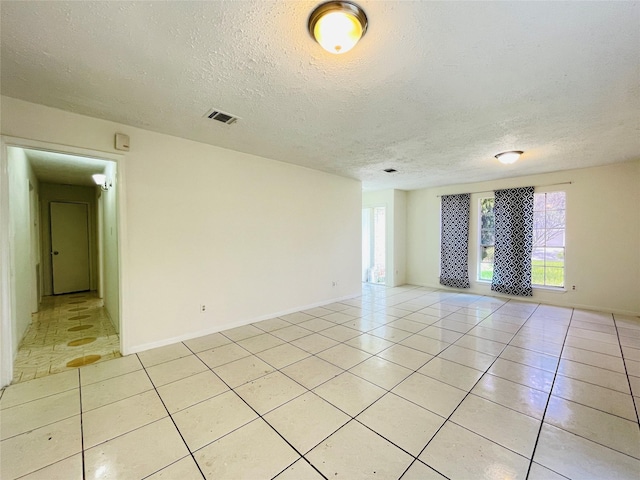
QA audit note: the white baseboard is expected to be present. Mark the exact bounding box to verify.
[125,292,360,355]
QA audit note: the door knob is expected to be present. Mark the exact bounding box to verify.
[51,251,59,255]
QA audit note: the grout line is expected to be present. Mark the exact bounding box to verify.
[611,314,640,424]
[78,368,86,480]
[136,352,208,480]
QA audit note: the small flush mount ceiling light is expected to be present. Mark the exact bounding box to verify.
[92,173,111,191]
[495,150,524,165]
[308,1,368,54]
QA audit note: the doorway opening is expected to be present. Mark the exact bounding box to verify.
[2,143,123,384]
[362,206,386,284]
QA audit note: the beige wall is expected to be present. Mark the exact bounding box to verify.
[7,147,39,353]
[406,161,640,315]
[100,161,119,333]
[1,96,362,354]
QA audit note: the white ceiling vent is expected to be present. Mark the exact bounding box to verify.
[204,108,239,125]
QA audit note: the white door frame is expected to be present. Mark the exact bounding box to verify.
[0,136,128,387]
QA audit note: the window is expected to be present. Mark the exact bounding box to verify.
[478,192,566,287]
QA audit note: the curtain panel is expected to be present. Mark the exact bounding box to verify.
[491,186,534,297]
[440,194,471,289]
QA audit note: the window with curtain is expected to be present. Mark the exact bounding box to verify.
[440,194,471,288]
[490,187,534,297]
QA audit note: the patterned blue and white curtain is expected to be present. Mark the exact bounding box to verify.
[440,194,470,289]
[491,187,534,296]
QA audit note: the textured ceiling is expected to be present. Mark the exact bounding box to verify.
[1,1,639,191]
[23,149,111,187]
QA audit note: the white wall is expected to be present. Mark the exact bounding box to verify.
[7,147,39,354]
[39,183,98,295]
[1,96,362,354]
[101,161,119,333]
[406,161,640,315]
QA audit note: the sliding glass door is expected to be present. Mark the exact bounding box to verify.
[362,207,386,284]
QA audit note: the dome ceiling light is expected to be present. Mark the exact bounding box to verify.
[308,1,368,55]
[495,151,524,165]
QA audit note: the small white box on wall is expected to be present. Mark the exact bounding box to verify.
[115,133,130,151]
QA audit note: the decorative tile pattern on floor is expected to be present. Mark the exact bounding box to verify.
[1,284,639,479]
[12,292,120,383]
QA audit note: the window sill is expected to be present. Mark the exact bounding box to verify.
[476,279,567,293]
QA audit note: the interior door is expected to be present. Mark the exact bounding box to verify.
[50,202,90,294]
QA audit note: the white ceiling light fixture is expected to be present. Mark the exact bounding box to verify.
[308,1,368,55]
[495,150,524,165]
[92,173,110,191]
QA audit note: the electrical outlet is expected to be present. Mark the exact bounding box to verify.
[572,285,576,291]
[332,281,337,287]
[200,304,206,312]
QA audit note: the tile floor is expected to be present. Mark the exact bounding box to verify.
[12,292,120,383]
[1,284,639,479]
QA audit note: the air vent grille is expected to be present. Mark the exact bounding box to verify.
[204,108,239,125]
[383,168,397,173]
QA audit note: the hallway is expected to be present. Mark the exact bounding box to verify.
[13,292,120,383]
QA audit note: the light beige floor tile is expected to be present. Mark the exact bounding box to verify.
[439,344,497,371]
[510,336,564,357]
[500,345,560,373]
[342,316,386,332]
[568,327,619,345]
[212,355,275,388]
[454,335,506,356]
[625,358,640,377]
[256,343,311,369]
[237,332,285,353]
[388,318,429,333]
[392,373,466,417]
[264,392,350,454]
[156,370,228,414]
[477,318,523,334]
[369,325,414,342]
[527,462,568,480]
[303,307,334,317]
[1,388,79,440]
[346,333,395,354]
[551,375,637,421]
[235,371,307,415]
[274,458,324,479]
[172,390,257,451]
[557,358,630,393]
[146,355,208,387]
[468,326,515,344]
[357,393,445,456]
[279,311,315,323]
[195,418,299,480]
[221,324,264,342]
[81,369,153,411]
[622,345,640,361]
[418,326,464,343]
[419,357,483,391]
[544,396,640,458]
[196,342,251,368]
[281,356,343,389]
[472,374,549,419]
[271,325,314,342]
[80,354,142,386]
[349,356,413,390]
[319,324,362,342]
[314,372,386,416]
[430,319,474,334]
[1,370,78,409]
[322,312,357,324]
[0,416,81,479]
[82,390,167,448]
[400,335,450,355]
[533,423,640,479]
[183,332,231,353]
[451,395,540,457]
[146,456,204,479]
[401,460,448,479]
[137,343,193,368]
[630,375,640,397]
[84,418,189,480]
[487,358,556,393]
[307,420,413,479]
[317,343,371,369]
[253,317,292,332]
[377,344,433,370]
[420,421,529,480]
[19,453,83,480]
[564,335,621,357]
[291,333,339,354]
[297,317,335,332]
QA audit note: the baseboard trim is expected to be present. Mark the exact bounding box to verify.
[125,292,360,355]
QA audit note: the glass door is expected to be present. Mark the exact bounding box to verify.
[362,207,386,284]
